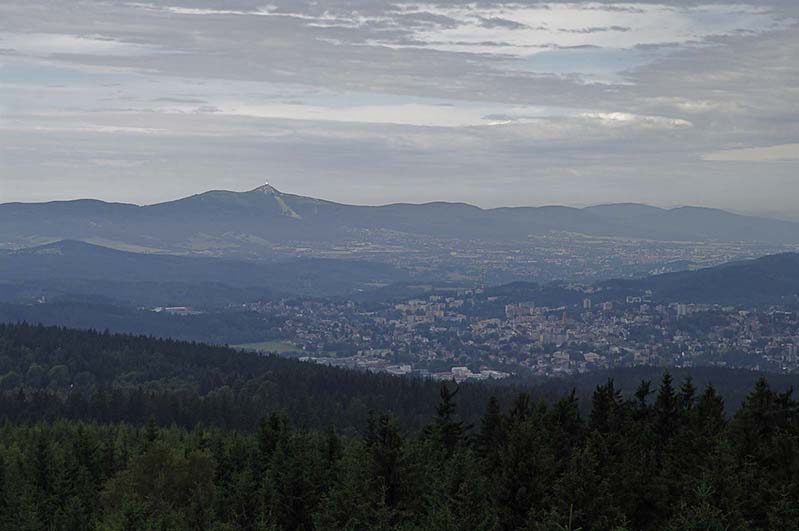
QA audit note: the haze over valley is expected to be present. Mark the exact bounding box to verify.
[3,184,798,285]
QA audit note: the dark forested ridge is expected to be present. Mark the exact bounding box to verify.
[604,252,799,305]
[1,323,798,430]
[1,365,798,529]
[0,323,512,431]
[0,324,798,529]
[0,301,283,345]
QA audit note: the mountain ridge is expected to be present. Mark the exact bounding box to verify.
[604,252,799,304]
[1,184,781,215]
[2,185,799,256]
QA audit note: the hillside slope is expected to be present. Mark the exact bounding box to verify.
[0,240,408,303]
[604,252,799,304]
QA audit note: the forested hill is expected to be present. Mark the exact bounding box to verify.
[0,323,503,432]
[604,252,799,304]
[0,324,798,529]
[0,301,284,346]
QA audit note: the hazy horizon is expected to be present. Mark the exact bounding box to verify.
[3,181,799,223]
[2,0,798,218]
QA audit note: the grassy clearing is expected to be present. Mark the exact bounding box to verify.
[232,340,300,353]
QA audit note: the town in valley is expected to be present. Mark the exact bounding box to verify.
[231,286,799,380]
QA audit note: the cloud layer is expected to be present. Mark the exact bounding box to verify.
[0,0,797,217]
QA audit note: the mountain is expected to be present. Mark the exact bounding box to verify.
[604,252,799,304]
[0,240,409,305]
[2,186,798,257]
[585,203,799,242]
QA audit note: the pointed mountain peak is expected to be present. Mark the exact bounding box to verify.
[251,182,281,195]
[246,182,302,219]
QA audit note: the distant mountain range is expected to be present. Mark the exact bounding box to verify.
[605,252,799,305]
[2,185,798,256]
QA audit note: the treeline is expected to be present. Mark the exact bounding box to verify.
[0,323,516,431]
[524,365,799,417]
[1,374,798,530]
[0,301,285,345]
[0,324,797,528]
[603,252,799,305]
[1,323,798,433]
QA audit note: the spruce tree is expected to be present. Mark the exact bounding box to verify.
[477,395,505,471]
[434,382,466,458]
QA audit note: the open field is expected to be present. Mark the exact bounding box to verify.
[232,340,300,353]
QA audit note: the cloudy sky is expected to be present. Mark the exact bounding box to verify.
[1,0,797,216]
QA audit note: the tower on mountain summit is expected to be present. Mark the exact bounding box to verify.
[249,181,302,219]
[253,182,280,195]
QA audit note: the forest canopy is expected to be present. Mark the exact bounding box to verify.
[0,324,797,530]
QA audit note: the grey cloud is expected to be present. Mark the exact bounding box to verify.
[559,26,632,33]
[0,0,797,218]
[153,97,208,104]
[393,12,462,29]
[477,16,530,30]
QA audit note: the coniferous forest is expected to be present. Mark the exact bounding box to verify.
[0,324,798,529]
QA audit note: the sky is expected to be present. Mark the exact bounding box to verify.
[0,0,797,217]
